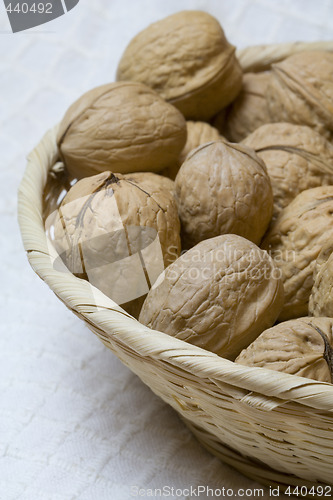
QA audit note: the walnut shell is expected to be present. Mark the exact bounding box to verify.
[179,121,223,165]
[139,234,284,360]
[116,11,242,120]
[57,81,187,180]
[214,71,272,142]
[261,186,333,321]
[267,51,333,138]
[242,123,333,221]
[235,317,333,384]
[161,120,223,180]
[53,171,181,318]
[174,141,273,248]
[309,242,333,317]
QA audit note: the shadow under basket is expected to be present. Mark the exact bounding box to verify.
[18,41,333,496]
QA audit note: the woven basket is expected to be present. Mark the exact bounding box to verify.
[18,41,333,494]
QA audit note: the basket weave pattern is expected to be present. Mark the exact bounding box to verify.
[18,42,333,492]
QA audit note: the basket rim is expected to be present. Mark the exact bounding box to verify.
[236,39,333,72]
[17,41,333,413]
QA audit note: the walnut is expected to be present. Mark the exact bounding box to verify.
[116,11,242,120]
[178,121,223,165]
[139,234,284,360]
[235,317,333,383]
[161,120,223,180]
[267,51,333,138]
[174,141,273,248]
[242,122,333,221]
[309,242,333,317]
[261,186,333,321]
[57,81,187,180]
[214,71,272,142]
[52,171,181,318]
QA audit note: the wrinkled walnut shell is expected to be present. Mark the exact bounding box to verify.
[57,81,187,180]
[116,11,242,120]
[175,141,273,247]
[267,51,333,138]
[139,234,284,360]
[262,186,333,321]
[161,120,222,180]
[309,242,333,317]
[52,171,181,318]
[236,317,333,384]
[214,71,272,142]
[242,122,333,221]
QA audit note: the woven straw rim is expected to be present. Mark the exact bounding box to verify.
[18,40,333,413]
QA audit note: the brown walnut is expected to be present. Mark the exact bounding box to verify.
[242,122,333,221]
[309,242,333,317]
[161,120,222,180]
[235,317,333,384]
[261,186,333,321]
[174,141,273,248]
[116,11,242,120]
[139,234,284,360]
[52,171,181,318]
[267,51,333,138]
[57,81,187,180]
[214,71,272,142]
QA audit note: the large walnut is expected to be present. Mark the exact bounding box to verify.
[174,141,273,248]
[52,171,181,318]
[214,72,272,142]
[235,317,333,384]
[309,242,333,317]
[267,51,333,138]
[57,81,187,180]
[116,11,242,120]
[161,120,222,180]
[139,234,284,360]
[242,123,333,221]
[261,186,333,321]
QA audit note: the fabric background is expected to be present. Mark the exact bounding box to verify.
[1,1,332,499]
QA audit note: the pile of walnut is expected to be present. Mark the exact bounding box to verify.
[51,10,333,384]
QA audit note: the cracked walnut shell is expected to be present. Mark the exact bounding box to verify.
[57,81,187,180]
[174,141,273,248]
[52,171,181,318]
[139,234,284,360]
[116,11,242,120]
[261,186,333,322]
[236,317,333,384]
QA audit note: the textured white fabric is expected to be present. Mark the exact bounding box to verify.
[1,1,332,498]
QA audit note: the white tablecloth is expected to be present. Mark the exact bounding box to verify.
[1,1,332,498]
